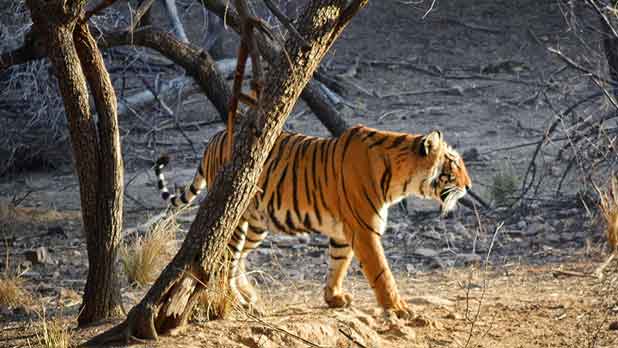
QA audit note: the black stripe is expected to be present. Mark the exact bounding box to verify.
[157,181,165,190]
[249,227,267,235]
[198,164,205,177]
[285,210,296,230]
[161,192,170,200]
[369,136,387,149]
[228,243,241,253]
[380,161,392,199]
[331,255,349,260]
[268,200,287,232]
[386,134,408,149]
[189,184,199,195]
[373,268,386,284]
[329,239,349,248]
[340,174,380,235]
[362,130,377,141]
[180,194,189,204]
[275,166,288,210]
[291,144,302,220]
[362,187,383,221]
[312,190,323,225]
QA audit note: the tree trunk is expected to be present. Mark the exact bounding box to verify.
[87,0,368,343]
[25,0,125,325]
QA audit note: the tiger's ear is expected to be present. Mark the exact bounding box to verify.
[419,130,443,157]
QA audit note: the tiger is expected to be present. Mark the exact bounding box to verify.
[154,125,471,317]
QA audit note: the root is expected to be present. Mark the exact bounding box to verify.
[82,305,159,346]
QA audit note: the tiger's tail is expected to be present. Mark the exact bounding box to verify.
[154,155,207,207]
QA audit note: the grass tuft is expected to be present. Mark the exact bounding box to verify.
[596,175,618,253]
[119,213,178,286]
[35,307,72,348]
[0,242,32,308]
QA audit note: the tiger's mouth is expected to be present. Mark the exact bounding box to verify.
[439,187,466,215]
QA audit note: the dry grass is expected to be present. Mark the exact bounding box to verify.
[195,249,234,320]
[35,307,73,348]
[119,213,178,287]
[490,161,518,207]
[0,242,32,308]
[595,175,618,253]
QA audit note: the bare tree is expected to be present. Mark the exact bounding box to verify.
[23,0,125,325]
[87,0,367,343]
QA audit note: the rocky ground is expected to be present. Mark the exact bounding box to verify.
[2,0,618,347]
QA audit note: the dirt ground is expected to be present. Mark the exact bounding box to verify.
[1,0,618,347]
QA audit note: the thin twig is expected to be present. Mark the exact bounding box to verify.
[262,0,309,47]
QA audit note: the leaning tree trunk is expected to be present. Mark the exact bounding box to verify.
[87,0,368,343]
[25,0,125,325]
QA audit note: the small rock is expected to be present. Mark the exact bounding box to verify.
[545,233,561,243]
[24,246,52,265]
[297,234,310,244]
[405,264,416,273]
[457,253,482,264]
[0,305,11,317]
[526,222,547,236]
[516,220,527,230]
[413,247,439,258]
[421,229,441,241]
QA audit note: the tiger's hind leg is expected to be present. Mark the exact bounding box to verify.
[235,225,268,311]
[324,238,354,308]
[228,221,249,310]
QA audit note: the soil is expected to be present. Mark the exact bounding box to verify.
[1,0,618,347]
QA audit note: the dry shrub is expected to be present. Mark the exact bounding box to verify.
[119,213,178,286]
[195,249,234,320]
[35,307,73,348]
[0,243,32,308]
[491,161,518,206]
[596,175,618,253]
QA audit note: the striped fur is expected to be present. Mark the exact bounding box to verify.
[155,125,471,316]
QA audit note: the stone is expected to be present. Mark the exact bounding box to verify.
[24,246,52,265]
[457,253,482,264]
[413,247,439,258]
[545,233,561,243]
[421,229,441,241]
[526,222,547,236]
[516,220,527,230]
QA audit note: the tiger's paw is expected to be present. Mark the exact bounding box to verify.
[324,288,353,308]
[385,299,413,319]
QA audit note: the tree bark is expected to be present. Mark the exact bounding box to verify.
[86,0,368,343]
[25,0,125,325]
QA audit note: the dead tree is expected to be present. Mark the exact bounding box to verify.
[23,0,125,325]
[87,0,368,343]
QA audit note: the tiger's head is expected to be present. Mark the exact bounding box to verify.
[405,130,472,214]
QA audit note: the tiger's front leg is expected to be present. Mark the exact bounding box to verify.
[346,226,411,318]
[324,238,354,308]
